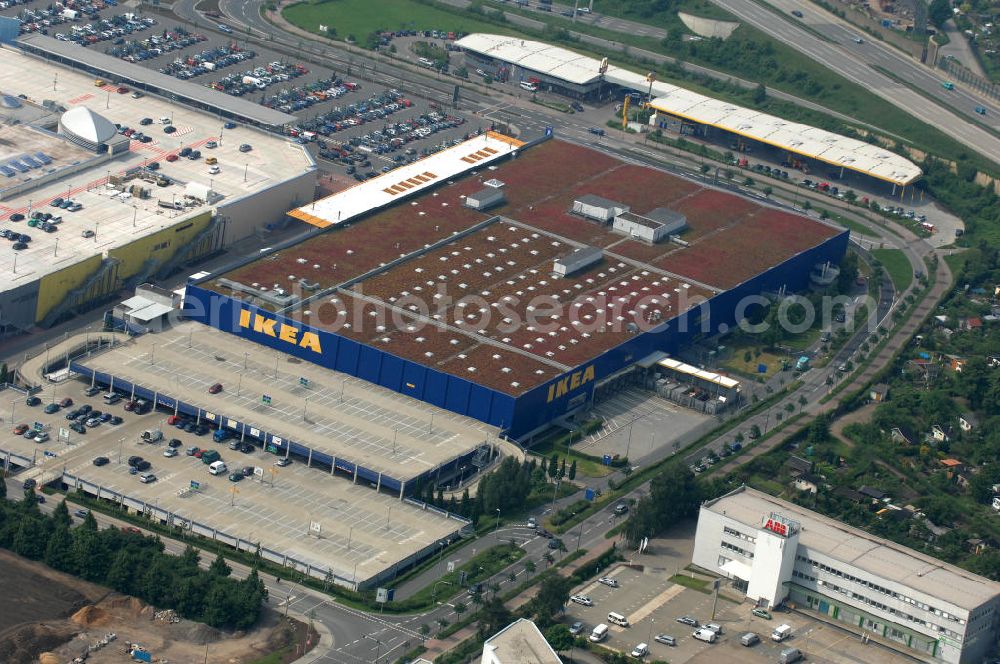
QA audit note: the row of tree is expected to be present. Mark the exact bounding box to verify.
[416,456,574,524]
[0,483,266,630]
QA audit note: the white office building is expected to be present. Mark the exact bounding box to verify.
[481,618,560,664]
[693,487,1000,664]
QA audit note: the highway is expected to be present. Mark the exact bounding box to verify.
[708,0,1000,162]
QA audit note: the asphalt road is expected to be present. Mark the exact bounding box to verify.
[708,0,1000,162]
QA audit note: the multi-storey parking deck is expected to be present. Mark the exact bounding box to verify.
[72,322,497,492]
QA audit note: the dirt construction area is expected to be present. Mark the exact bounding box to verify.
[0,549,314,664]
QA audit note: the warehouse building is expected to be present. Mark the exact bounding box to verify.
[456,34,921,192]
[0,45,315,335]
[693,487,1000,664]
[182,138,847,441]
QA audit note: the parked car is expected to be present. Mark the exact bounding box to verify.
[43,403,60,414]
[676,616,699,627]
[13,424,28,435]
[163,447,178,457]
[569,622,585,636]
[654,634,676,646]
[752,608,772,620]
[275,457,292,467]
[139,472,157,483]
[93,456,109,466]
[25,395,41,406]
[598,577,619,588]
[570,595,593,607]
[73,508,89,518]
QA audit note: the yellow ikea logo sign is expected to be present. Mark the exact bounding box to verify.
[238,309,322,353]
[546,365,595,403]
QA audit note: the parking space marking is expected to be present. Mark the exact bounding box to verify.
[630,583,686,625]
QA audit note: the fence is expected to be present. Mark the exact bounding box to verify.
[938,57,1000,102]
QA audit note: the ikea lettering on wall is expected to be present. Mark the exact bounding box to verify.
[239,309,322,353]
[546,365,595,403]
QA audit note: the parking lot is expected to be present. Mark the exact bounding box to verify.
[576,389,713,465]
[73,322,494,483]
[562,524,917,664]
[4,371,464,587]
[2,3,483,178]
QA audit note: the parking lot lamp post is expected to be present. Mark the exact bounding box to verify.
[494,508,501,539]
[150,344,155,365]
[237,372,244,397]
[347,526,353,551]
[576,519,584,552]
[551,479,560,508]
[648,618,654,645]
[243,351,249,371]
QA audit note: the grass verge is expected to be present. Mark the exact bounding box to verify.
[872,248,914,291]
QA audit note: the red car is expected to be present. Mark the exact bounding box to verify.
[167,415,181,425]
[117,86,129,94]
[59,397,74,408]
[13,424,28,435]
[208,383,223,394]
[194,449,204,458]
[165,154,179,162]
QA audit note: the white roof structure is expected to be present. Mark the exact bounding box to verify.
[289,132,524,228]
[60,106,117,144]
[658,357,739,390]
[456,34,921,185]
[482,619,560,664]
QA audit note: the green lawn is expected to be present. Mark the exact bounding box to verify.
[282,0,518,40]
[872,248,914,292]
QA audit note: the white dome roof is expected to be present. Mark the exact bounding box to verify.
[61,107,116,144]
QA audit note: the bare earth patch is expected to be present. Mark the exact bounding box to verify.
[0,549,316,664]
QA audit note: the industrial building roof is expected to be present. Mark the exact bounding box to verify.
[456,34,921,185]
[0,46,313,294]
[705,487,1000,611]
[17,34,296,129]
[288,132,524,228]
[215,140,839,395]
[483,619,561,664]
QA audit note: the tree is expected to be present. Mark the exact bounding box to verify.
[762,186,773,198]
[558,457,566,479]
[44,521,77,573]
[752,82,766,104]
[476,596,512,640]
[453,601,467,616]
[530,573,573,622]
[524,559,536,576]
[928,0,951,27]
[568,459,577,481]
[544,624,575,654]
[209,553,232,577]
[548,454,559,479]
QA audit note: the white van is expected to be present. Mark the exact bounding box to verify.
[519,80,538,92]
[607,612,629,627]
[209,460,228,475]
[159,117,172,125]
[692,628,717,643]
[589,623,609,643]
[772,624,793,642]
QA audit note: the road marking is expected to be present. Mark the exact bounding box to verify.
[629,583,686,625]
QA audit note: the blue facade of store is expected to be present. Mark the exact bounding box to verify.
[181,228,847,440]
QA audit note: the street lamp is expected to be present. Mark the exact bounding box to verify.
[494,508,501,539]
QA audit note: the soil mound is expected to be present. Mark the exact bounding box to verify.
[71,605,111,628]
[0,622,76,664]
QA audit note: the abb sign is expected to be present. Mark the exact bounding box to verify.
[764,518,789,537]
[762,512,798,538]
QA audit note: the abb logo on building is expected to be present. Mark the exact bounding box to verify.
[764,518,788,537]
[762,512,798,538]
